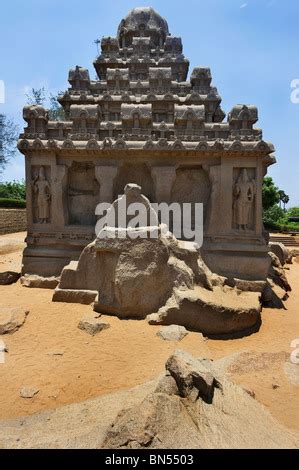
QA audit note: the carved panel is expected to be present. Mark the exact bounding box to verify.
[67,162,100,226]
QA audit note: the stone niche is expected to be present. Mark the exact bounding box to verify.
[171,166,211,227]
[67,162,100,226]
[113,163,154,202]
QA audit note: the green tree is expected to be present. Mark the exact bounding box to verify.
[0,114,19,174]
[287,207,299,218]
[281,193,290,212]
[262,177,280,211]
[0,180,25,199]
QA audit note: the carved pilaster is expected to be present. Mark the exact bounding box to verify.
[52,164,68,229]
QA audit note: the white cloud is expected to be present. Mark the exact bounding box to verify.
[240,2,248,8]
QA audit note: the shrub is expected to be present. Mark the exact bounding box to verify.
[0,180,26,200]
[0,198,26,208]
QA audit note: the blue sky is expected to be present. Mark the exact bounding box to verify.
[0,0,298,205]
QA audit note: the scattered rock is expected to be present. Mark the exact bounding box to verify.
[166,349,216,403]
[78,315,110,336]
[0,308,29,335]
[156,325,188,342]
[272,384,280,390]
[21,275,59,289]
[0,271,21,285]
[20,387,39,399]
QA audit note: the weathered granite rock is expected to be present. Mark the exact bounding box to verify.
[21,275,59,289]
[56,225,202,318]
[102,350,297,449]
[0,271,20,285]
[20,387,39,399]
[269,242,290,267]
[53,288,97,305]
[165,349,216,402]
[147,286,261,336]
[156,325,188,342]
[268,252,291,293]
[78,315,110,335]
[0,308,29,335]
[154,374,179,395]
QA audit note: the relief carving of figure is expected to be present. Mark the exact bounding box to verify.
[32,166,51,223]
[233,169,255,231]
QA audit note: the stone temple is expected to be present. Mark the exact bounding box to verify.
[18,6,275,285]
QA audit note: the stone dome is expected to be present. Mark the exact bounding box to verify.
[117,7,169,47]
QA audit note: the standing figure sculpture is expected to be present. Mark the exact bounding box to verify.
[32,166,51,223]
[233,169,255,231]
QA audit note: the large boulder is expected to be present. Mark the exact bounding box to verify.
[165,349,216,402]
[147,286,261,336]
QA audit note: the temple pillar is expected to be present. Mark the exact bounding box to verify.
[151,166,176,203]
[95,166,118,203]
[25,156,34,229]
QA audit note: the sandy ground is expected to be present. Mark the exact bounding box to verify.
[0,232,298,432]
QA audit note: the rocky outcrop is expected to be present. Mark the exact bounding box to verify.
[101,350,298,449]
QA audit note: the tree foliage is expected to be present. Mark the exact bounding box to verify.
[0,180,26,199]
[0,114,19,173]
[25,87,65,121]
[262,177,280,211]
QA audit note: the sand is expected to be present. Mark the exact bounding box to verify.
[0,232,298,432]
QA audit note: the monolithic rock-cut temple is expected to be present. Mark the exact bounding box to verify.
[18,6,275,282]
